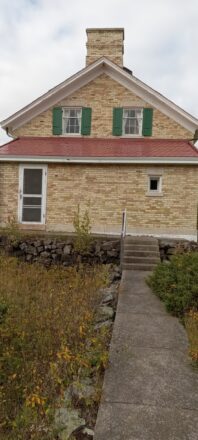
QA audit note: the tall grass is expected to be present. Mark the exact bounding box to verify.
[0,256,109,439]
[185,311,198,365]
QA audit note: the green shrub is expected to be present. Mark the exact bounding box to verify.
[147,253,198,318]
[3,215,21,245]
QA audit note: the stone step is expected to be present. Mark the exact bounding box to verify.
[123,256,160,264]
[124,250,160,257]
[122,262,158,271]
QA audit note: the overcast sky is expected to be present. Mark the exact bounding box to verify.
[0,0,198,145]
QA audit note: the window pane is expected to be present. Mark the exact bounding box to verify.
[131,119,140,134]
[124,118,139,134]
[150,178,159,191]
[63,119,67,132]
[63,109,69,117]
[66,117,80,133]
[124,119,131,134]
[22,207,41,222]
[23,197,42,206]
[128,109,136,117]
[23,169,42,195]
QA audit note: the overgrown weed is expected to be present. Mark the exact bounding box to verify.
[185,310,198,367]
[0,256,109,439]
[73,204,92,254]
[2,216,21,245]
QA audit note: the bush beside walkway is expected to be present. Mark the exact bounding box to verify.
[148,252,198,365]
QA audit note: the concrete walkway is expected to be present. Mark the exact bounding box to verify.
[94,270,198,440]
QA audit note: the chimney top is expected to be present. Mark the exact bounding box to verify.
[86,28,124,37]
[86,28,124,67]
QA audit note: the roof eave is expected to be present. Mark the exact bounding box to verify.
[0,155,198,164]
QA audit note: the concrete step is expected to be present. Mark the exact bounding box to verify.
[124,244,159,252]
[125,238,158,246]
[122,262,158,271]
[124,250,160,258]
[122,236,160,271]
[123,256,160,264]
[125,235,157,240]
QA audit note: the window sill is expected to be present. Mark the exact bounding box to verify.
[121,134,142,138]
[18,224,46,230]
[146,192,163,197]
[60,133,81,137]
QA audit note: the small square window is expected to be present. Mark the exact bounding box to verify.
[150,178,159,191]
[148,176,162,195]
[62,108,82,135]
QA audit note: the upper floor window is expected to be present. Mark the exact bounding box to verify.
[123,108,143,136]
[113,107,153,137]
[53,107,92,136]
[62,108,82,135]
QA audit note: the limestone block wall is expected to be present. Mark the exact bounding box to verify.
[46,164,198,238]
[12,75,192,139]
[0,163,18,226]
[1,162,197,239]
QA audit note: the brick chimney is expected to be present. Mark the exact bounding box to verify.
[86,28,124,67]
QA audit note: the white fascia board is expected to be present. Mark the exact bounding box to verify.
[106,65,198,133]
[1,59,105,130]
[2,66,104,131]
[1,156,198,164]
[1,57,198,133]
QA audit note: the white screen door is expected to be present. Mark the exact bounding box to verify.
[19,165,47,224]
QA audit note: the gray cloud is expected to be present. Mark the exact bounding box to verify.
[0,0,198,144]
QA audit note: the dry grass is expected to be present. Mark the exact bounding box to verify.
[0,255,109,439]
[185,311,198,366]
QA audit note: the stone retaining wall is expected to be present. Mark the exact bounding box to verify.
[0,235,120,267]
[159,239,198,261]
[1,235,198,266]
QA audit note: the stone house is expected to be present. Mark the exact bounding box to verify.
[0,28,198,239]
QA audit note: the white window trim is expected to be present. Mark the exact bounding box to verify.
[18,164,47,225]
[147,175,163,197]
[122,107,143,137]
[62,107,82,136]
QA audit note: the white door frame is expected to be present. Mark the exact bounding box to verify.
[18,164,47,225]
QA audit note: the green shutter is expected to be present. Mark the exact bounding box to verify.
[81,108,92,135]
[53,107,62,135]
[142,108,153,136]
[113,108,123,136]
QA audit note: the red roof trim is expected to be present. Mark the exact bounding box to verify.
[0,136,198,159]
